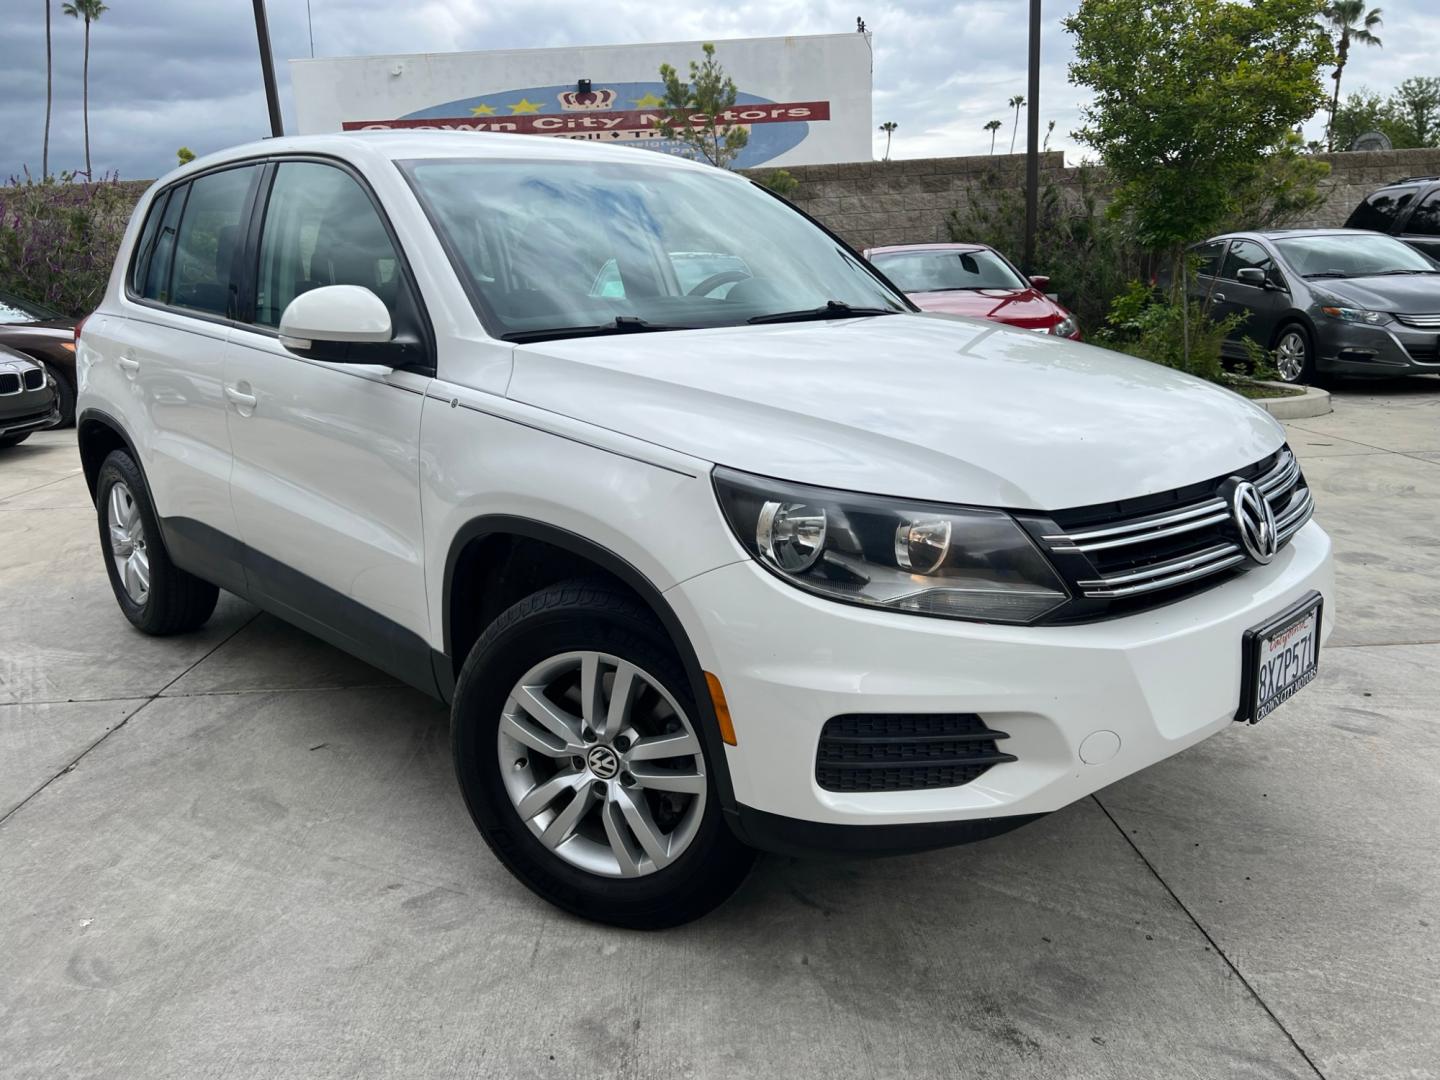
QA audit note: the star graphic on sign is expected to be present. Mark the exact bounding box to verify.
[469,103,497,116]
[509,98,542,114]
[631,93,666,109]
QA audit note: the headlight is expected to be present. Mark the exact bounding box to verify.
[1047,314,1080,338]
[713,468,1069,624]
[1318,305,1387,325]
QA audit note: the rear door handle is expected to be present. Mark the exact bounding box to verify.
[224,385,258,409]
[1212,292,1227,302]
[117,356,140,374]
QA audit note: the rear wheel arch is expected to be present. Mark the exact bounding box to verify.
[442,516,738,813]
[77,409,143,504]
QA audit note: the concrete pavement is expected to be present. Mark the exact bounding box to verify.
[2,380,1437,1079]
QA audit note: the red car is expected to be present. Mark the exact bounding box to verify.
[866,243,1080,339]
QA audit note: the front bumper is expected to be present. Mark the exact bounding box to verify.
[1315,318,1440,376]
[0,398,61,439]
[667,521,1333,853]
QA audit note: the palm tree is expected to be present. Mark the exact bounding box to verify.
[878,121,898,161]
[1323,2,1383,150]
[62,0,108,178]
[43,0,54,178]
[1008,95,1026,154]
[984,119,1002,155]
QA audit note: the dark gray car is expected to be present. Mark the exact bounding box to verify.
[1183,229,1440,383]
[0,344,62,448]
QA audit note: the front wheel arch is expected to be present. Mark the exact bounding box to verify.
[1270,319,1317,383]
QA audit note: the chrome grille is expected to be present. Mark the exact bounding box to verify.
[1040,449,1312,600]
[1395,313,1440,329]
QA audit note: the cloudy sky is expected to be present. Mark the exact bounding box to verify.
[2,0,1435,181]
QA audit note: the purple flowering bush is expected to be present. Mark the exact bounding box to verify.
[0,171,146,318]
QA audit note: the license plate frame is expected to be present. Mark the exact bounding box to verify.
[1236,591,1324,725]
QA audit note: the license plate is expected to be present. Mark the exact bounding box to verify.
[1237,592,1323,724]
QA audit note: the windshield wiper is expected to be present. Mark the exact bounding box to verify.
[1375,268,1440,275]
[1303,270,1350,279]
[747,299,900,325]
[503,315,696,344]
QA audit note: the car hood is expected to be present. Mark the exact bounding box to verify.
[907,288,1062,326]
[1317,274,1440,312]
[505,313,1283,510]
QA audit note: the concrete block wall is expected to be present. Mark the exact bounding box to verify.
[745,146,1440,250]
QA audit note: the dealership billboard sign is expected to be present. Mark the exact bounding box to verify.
[289,33,872,169]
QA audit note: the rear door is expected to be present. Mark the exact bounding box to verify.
[1396,189,1440,263]
[101,163,263,589]
[222,158,435,685]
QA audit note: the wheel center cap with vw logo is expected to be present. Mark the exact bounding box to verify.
[1225,478,1278,564]
[586,745,620,779]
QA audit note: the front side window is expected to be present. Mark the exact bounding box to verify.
[402,159,906,340]
[1274,233,1439,278]
[1405,191,1440,237]
[1345,187,1415,233]
[1221,239,1278,284]
[868,248,1027,293]
[254,162,407,329]
[169,166,257,316]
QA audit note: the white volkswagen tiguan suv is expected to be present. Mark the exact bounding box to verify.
[77,134,1333,927]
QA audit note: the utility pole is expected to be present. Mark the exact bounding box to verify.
[1023,0,1041,275]
[252,0,284,138]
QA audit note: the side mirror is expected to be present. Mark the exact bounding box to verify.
[278,285,396,365]
[1028,274,1051,291]
[1235,267,1267,286]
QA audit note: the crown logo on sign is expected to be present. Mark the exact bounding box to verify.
[559,81,615,110]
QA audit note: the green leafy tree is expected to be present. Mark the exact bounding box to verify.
[62,0,109,178]
[878,121,898,161]
[1007,95,1026,154]
[1329,87,1387,149]
[653,43,749,169]
[1065,0,1333,371]
[1383,77,1440,148]
[177,146,196,166]
[757,168,799,198]
[1322,2,1383,149]
[984,119,1002,154]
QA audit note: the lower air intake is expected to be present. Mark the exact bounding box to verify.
[815,713,1016,793]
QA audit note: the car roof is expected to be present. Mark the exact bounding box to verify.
[153,131,726,191]
[1207,228,1390,243]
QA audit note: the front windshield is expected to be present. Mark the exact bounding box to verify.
[0,292,61,324]
[401,158,907,339]
[869,249,1027,292]
[1274,234,1438,278]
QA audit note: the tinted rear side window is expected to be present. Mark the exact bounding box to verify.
[1405,190,1440,237]
[1346,187,1416,232]
[169,166,258,317]
[141,186,188,304]
[1191,241,1226,277]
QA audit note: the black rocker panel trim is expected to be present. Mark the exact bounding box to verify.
[729,804,1046,859]
[159,516,441,699]
[442,515,739,816]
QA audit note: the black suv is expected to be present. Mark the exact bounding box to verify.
[1344,175,1440,261]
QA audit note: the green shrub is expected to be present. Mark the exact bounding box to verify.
[1094,280,1275,383]
[0,171,138,318]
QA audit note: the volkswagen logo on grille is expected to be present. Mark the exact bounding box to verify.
[586,745,620,780]
[1227,478,1278,565]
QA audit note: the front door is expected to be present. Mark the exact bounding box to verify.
[223,160,435,687]
[1213,239,1291,356]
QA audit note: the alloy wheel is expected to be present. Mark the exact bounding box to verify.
[1274,330,1307,383]
[497,650,707,878]
[106,481,150,605]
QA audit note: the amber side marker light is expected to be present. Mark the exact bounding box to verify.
[704,671,737,746]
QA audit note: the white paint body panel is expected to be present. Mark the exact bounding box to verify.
[79,133,1336,832]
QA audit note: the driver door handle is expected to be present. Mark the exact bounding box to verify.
[224,385,257,409]
[1212,292,1227,302]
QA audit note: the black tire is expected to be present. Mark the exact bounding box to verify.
[45,365,76,427]
[0,433,31,449]
[96,449,219,635]
[1272,322,1316,384]
[452,579,755,928]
